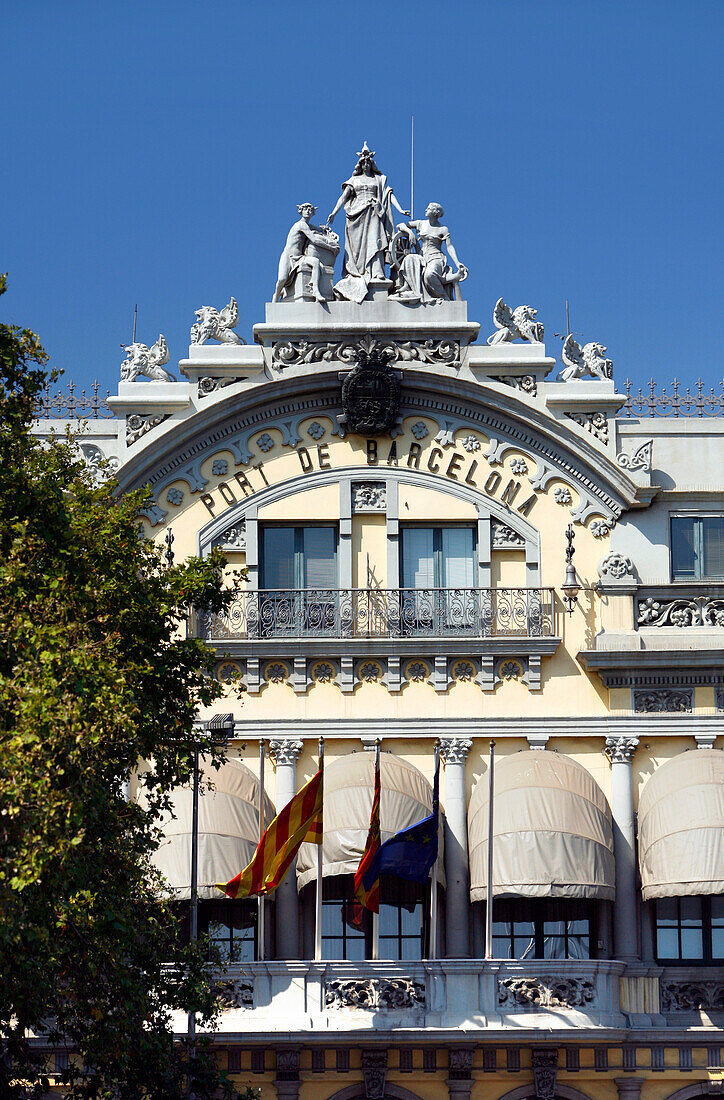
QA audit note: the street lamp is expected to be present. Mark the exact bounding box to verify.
[562,524,581,615]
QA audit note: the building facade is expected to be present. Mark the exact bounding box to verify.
[36,154,724,1100]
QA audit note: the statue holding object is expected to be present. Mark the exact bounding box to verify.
[273,204,340,304]
[389,202,467,302]
[327,143,410,304]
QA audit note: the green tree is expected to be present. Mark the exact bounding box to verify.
[0,275,239,1098]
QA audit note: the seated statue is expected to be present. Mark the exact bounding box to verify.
[272,204,340,303]
[390,202,467,302]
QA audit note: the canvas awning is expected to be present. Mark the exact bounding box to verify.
[468,750,615,901]
[297,752,445,890]
[140,758,274,900]
[638,748,724,901]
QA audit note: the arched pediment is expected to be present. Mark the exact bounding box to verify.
[117,369,645,533]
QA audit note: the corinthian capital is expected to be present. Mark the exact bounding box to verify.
[604,735,639,764]
[439,737,473,765]
[268,738,304,766]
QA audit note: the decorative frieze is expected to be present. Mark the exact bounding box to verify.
[272,337,460,369]
[325,978,425,1011]
[213,978,253,1009]
[638,595,724,628]
[498,977,595,1009]
[352,481,387,512]
[491,520,525,549]
[633,688,693,713]
[661,980,724,1012]
[213,520,246,551]
[565,410,609,444]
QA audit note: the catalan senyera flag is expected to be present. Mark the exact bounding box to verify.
[353,750,381,914]
[217,768,323,900]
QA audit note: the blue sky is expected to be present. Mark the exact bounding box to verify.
[2,0,722,399]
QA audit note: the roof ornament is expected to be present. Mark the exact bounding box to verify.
[486,298,544,344]
[190,296,244,345]
[559,334,613,381]
[120,334,175,382]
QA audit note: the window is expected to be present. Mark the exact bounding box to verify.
[655,896,724,962]
[400,526,477,635]
[179,900,257,961]
[492,899,591,960]
[317,876,428,960]
[671,516,724,580]
[261,526,337,589]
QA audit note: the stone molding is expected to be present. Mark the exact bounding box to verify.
[604,736,639,763]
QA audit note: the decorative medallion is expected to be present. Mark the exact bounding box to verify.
[339,341,400,436]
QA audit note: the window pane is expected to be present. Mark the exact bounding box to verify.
[671,517,698,579]
[711,896,724,922]
[680,928,704,958]
[680,896,703,924]
[493,935,513,959]
[401,528,435,588]
[657,928,680,959]
[656,898,678,924]
[712,926,724,959]
[703,517,724,578]
[442,528,475,589]
[400,937,422,961]
[400,904,422,934]
[302,528,337,588]
[379,906,398,935]
[323,937,345,960]
[262,527,295,588]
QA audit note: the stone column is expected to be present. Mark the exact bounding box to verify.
[615,1078,644,1100]
[268,738,304,959]
[439,737,473,958]
[605,735,640,962]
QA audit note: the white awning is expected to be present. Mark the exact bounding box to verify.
[140,758,274,900]
[297,752,445,890]
[468,750,615,901]
[638,748,724,901]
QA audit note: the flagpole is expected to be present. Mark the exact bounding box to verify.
[314,736,325,961]
[485,738,495,960]
[371,739,380,961]
[429,740,440,959]
[257,739,265,961]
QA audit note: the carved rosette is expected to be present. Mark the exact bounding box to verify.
[439,737,473,765]
[598,552,636,582]
[126,412,169,445]
[352,482,387,512]
[604,736,639,764]
[565,410,609,444]
[268,738,304,767]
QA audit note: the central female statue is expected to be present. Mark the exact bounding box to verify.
[327,143,409,302]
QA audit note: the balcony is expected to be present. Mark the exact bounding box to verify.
[202,587,557,642]
[191,959,627,1035]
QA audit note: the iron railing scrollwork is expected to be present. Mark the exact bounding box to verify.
[201,587,555,641]
[622,377,724,418]
[36,379,114,419]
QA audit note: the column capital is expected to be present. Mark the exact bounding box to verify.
[439,737,473,765]
[615,1079,645,1100]
[268,738,304,766]
[604,735,639,764]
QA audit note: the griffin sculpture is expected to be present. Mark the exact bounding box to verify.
[559,334,613,382]
[190,297,243,345]
[486,298,544,345]
[120,334,174,382]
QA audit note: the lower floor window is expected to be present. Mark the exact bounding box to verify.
[655,895,724,962]
[492,899,592,960]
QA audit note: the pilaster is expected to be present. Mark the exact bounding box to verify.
[268,738,304,958]
[439,737,473,957]
[604,735,640,962]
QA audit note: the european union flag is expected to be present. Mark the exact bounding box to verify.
[361,751,440,888]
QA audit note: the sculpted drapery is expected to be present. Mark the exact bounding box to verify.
[339,171,395,282]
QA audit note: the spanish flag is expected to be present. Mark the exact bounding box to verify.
[217,768,323,899]
[353,749,381,914]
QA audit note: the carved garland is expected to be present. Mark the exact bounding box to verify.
[272,338,461,369]
[498,976,595,1009]
[638,595,724,628]
[325,978,425,1010]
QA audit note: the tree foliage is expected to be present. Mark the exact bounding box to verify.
[0,275,240,1098]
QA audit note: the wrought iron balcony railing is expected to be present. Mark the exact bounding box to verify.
[200,587,556,641]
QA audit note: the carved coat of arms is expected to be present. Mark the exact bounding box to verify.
[339,340,400,436]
